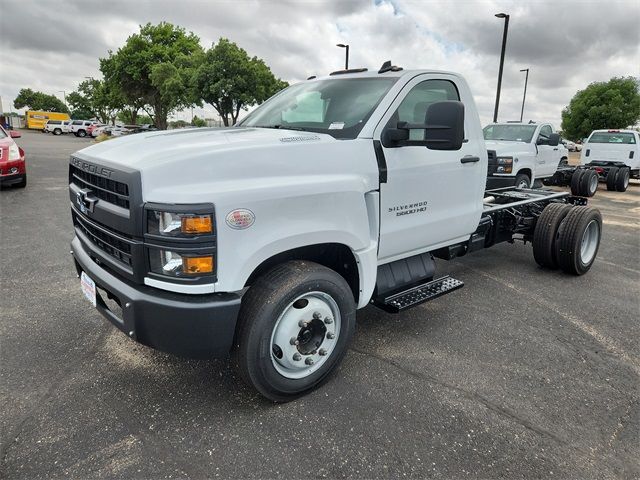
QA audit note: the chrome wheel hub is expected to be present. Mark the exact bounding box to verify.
[270,292,341,379]
[580,219,599,264]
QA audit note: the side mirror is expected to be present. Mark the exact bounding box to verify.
[381,101,465,150]
[548,133,560,146]
[9,130,21,139]
[423,101,464,150]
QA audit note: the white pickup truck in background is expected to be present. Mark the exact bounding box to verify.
[545,129,638,195]
[484,122,568,189]
[68,64,603,401]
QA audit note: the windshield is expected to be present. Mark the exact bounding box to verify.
[589,132,636,144]
[483,124,538,143]
[238,77,398,139]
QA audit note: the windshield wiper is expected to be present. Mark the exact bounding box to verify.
[254,125,307,131]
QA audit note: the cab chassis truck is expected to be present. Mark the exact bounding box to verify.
[69,64,603,401]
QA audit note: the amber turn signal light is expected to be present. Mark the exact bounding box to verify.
[181,215,212,234]
[182,256,214,274]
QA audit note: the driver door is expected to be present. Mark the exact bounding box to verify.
[374,75,486,263]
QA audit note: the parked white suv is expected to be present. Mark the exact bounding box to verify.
[484,122,567,188]
[44,120,71,135]
[70,120,96,138]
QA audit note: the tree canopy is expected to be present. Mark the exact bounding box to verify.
[14,88,69,113]
[561,77,640,140]
[67,79,122,123]
[100,22,203,129]
[194,38,288,126]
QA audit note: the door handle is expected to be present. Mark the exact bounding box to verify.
[460,156,480,164]
[553,148,558,151]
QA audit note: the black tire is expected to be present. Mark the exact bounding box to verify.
[15,175,27,188]
[533,203,573,269]
[514,173,530,189]
[555,206,602,275]
[54,128,62,135]
[232,260,356,402]
[78,129,87,137]
[570,169,585,196]
[615,167,630,192]
[606,167,619,191]
[579,169,598,197]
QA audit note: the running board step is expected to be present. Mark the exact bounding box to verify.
[375,275,464,313]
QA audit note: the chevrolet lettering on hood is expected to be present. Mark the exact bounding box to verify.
[70,157,113,178]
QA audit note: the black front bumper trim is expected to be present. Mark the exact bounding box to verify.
[71,236,241,358]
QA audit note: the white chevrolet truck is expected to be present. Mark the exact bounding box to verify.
[545,129,638,194]
[484,122,568,189]
[69,63,603,401]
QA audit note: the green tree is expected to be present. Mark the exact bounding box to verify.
[191,115,206,127]
[561,77,640,140]
[194,38,288,126]
[67,79,122,123]
[100,22,202,130]
[14,88,69,113]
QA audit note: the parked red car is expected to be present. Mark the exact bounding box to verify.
[0,126,26,188]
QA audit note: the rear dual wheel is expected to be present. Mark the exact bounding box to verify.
[232,261,356,402]
[570,169,598,197]
[533,204,602,275]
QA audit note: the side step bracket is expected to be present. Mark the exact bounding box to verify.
[374,275,464,313]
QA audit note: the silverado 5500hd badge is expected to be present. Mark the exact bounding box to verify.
[388,201,428,217]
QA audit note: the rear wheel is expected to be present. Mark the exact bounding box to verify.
[232,260,356,402]
[514,173,530,189]
[615,167,630,192]
[555,206,602,275]
[533,203,573,269]
[579,169,598,197]
[606,167,619,191]
[570,169,585,196]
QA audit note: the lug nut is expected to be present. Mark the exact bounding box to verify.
[293,353,302,361]
[327,332,336,340]
[313,311,322,319]
[324,316,333,324]
[289,337,299,346]
[298,320,309,328]
[319,348,328,356]
[305,357,314,365]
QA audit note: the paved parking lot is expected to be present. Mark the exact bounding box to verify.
[1,130,638,479]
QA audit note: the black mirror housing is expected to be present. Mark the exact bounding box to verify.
[547,133,560,147]
[382,127,409,146]
[424,101,464,150]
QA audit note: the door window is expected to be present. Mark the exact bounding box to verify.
[388,80,460,140]
[538,125,553,141]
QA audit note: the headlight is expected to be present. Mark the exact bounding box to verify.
[496,156,513,173]
[147,210,213,236]
[149,249,214,277]
[8,143,21,161]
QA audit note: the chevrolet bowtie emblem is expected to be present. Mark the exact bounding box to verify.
[77,188,98,214]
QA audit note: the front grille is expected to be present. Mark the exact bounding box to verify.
[70,165,130,209]
[74,213,133,266]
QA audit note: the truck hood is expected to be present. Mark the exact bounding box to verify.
[73,126,379,204]
[76,127,330,169]
[484,140,534,157]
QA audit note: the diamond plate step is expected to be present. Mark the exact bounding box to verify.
[376,275,464,313]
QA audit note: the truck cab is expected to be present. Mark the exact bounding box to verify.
[69,65,601,401]
[484,122,566,188]
[580,129,640,179]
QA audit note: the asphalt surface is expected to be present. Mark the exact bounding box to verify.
[1,130,638,479]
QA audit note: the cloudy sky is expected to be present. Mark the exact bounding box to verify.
[1,0,639,128]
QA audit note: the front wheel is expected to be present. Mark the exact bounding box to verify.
[514,173,530,189]
[77,129,87,137]
[232,261,356,402]
[54,128,62,135]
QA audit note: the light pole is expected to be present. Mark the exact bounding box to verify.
[336,43,349,70]
[519,68,529,122]
[493,13,510,123]
[58,90,67,107]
